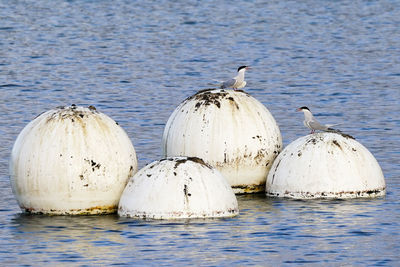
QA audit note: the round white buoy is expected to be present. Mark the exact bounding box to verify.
[162,89,282,194]
[118,157,239,219]
[266,132,386,199]
[10,105,138,215]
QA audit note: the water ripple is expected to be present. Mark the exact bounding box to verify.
[0,0,399,265]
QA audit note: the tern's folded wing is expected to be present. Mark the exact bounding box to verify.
[309,120,329,131]
[220,78,236,88]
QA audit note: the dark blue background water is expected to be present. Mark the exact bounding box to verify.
[1,0,399,265]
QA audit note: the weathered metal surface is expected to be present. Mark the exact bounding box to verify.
[118,157,239,219]
[266,132,386,199]
[162,89,282,194]
[10,105,138,215]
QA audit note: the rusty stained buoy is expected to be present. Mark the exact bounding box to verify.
[118,157,239,219]
[10,105,138,215]
[162,89,282,194]
[266,132,386,199]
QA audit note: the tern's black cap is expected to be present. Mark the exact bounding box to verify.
[237,66,248,71]
[298,106,310,111]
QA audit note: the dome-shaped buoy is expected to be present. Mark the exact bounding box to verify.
[10,105,138,215]
[118,157,239,219]
[162,89,282,194]
[266,132,386,199]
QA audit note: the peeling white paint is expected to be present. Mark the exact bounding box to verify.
[9,105,138,214]
[266,132,386,199]
[118,157,239,219]
[162,89,282,193]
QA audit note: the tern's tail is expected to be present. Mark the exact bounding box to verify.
[327,128,341,133]
[326,123,342,128]
[326,128,355,139]
[207,80,223,88]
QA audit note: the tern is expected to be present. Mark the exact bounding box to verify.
[297,106,341,134]
[220,66,250,90]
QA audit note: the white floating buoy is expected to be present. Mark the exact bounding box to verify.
[118,157,239,219]
[162,89,282,194]
[266,132,386,199]
[10,105,138,215]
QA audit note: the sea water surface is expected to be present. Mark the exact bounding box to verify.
[0,0,399,265]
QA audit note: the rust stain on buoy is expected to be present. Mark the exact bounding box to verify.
[232,183,265,194]
[21,204,118,215]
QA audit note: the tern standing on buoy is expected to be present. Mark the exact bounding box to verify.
[297,106,340,134]
[220,66,250,90]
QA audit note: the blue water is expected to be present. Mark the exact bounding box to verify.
[1,0,399,265]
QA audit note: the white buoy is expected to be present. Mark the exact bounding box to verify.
[118,157,239,219]
[266,132,386,199]
[10,105,138,215]
[162,89,282,194]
